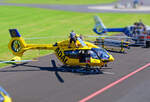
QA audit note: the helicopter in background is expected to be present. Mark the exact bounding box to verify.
[93,16,150,48]
[4,29,114,70]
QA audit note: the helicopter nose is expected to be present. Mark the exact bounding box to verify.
[109,55,114,62]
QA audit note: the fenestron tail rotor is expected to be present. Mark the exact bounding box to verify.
[8,29,27,57]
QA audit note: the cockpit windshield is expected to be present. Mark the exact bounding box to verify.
[88,50,99,59]
[91,48,110,60]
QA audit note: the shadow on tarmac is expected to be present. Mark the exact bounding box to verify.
[0,60,109,83]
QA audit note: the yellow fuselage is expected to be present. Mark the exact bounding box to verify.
[8,35,114,67]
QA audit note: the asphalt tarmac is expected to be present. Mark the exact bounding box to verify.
[0,46,150,102]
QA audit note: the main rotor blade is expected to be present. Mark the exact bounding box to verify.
[88,35,131,39]
[24,36,67,40]
[0,60,36,64]
[77,37,86,46]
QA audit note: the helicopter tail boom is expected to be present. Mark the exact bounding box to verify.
[8,29,54,59]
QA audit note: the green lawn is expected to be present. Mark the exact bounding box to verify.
[4,0,117,5]
[0,6,150,67]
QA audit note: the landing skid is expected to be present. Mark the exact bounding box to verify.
[61,65,102,74]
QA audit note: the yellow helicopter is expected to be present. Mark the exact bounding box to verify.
[0,86,12,102]
[7,29,114,69]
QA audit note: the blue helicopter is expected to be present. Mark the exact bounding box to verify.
[93,16,150,47]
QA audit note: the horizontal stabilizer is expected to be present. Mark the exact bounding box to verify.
[88,35,131,39]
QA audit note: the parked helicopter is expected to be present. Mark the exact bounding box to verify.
[0,86,12,102]
[93,16,150,47]
[5,29,114,69]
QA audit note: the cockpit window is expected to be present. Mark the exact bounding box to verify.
[88,50,99,59]
[91,48,110,60]
[64,50,94,59]
[64,50,80,58]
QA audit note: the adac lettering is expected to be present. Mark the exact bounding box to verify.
[55,47,68,63]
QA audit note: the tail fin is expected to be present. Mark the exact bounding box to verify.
[9,29,21,37]
[93,16,107,35]
[8,29,26,59]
